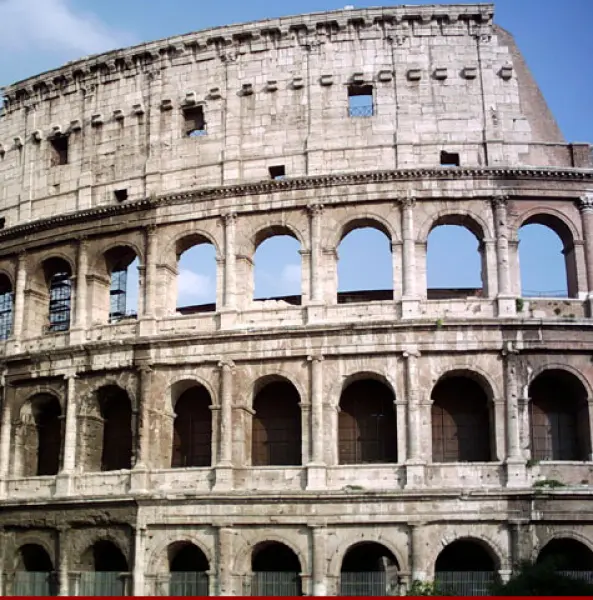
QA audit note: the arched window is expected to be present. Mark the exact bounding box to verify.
[176,236,217,314]
[518,216,576,298]
[529,370,590,461]
[171,383,212,468]
[0,274,14,340]
[251,542,302,596]
[14,544,57,596]
[431,373,492,462]
[254,232,301,304]
[43,258,72,332]
[434,539,498,596]
[337,225,393,303]
[97,386,133,471]
[104,247,139,323]
[340,543,399,596]
[168,542,210,596]
[80,540,128,596]
[338,378,397,464]
[537,539,593,572]
[19,394,62,477]
[426,218,484,299]
[252,379,301,466]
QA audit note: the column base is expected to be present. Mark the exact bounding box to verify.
[54,472,74,496]
[213,464,234,491]
[505,458,527,488]
[138,317,157,337]
[68,328,87,345]
[497,295,517,317]
[405,460,426,489]
[218,309,238,330]
[305,304,325,324]
[306,463,327,490]
[130,465,150,494]
[401,297,421,319]
[312,580,327,596]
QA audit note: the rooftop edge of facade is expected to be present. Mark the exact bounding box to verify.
[0,3,495,111]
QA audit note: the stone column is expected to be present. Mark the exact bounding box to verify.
[578,195,593,312]
[133,526,146,596]
[217,526,234,596]
[58,527,70,596]
[222,212,237,311]
[0,381,12,492]
[142,225,157,321]
[214,360,234,490]
[391,241,403,302]
[308,204,323,304]
[401,196,419,317]
[504,348,526,487]
[409,523,427,582]
[61,374,77,473]
[491,195,516,316]
[74,238,88,330]
[131,366,151,493]
[404,350,425,488]
[482,239,498,299]
[12,253,26,343]
[307,355,326,489]
[311,525,327,596]
[395,399,408,464]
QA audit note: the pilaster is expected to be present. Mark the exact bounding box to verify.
[307,354,326,490]
[214,360,234,491]
[400,195,420,318]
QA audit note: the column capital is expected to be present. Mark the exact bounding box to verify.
[578,193,593,213]
[398,193,416,209]
[307,354,324,363]
[16,250,27,264]
[489,192,509,209]
[402,349,421,359]
[145,224,158,236]
[218,359,235,371]
[138,364,153,374]
[221,210,237,224]
[63,370,77,381]
[76,234,89,246]
[307,202,324,216]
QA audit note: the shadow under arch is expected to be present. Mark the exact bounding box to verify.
[250,541,303,596]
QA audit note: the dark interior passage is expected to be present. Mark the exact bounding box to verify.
[341,543,398,572]
[435,540,496,572]
[252,542,301,572]
[536,539,593,571]
[169,543,209,572]
[172,386,212,468]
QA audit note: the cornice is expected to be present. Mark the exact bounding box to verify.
[0,166,590,243]
[1,4,494,113]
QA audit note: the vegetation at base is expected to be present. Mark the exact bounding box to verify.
[406,580,442,596]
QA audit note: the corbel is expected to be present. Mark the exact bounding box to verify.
[90,113,103,127]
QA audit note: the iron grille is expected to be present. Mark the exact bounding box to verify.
[79,572,127,596]
[48,272,71,332]
[559,571,593,583]
[434,571,495,596]
[530,402,578,460]
[248,572,301,597]
[348,103,374,117]
[0,289,13,340]
[168,572,209,596]
[340,572,394,596]
[13,572,58,596]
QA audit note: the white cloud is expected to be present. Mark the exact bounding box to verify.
[178,269,214,303]
[0,0,134,58]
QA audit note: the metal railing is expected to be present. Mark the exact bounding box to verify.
[434,571,496,596]
[340,571,396,596]
[247,572,302,596]
[522,289,569,298]
[559,570,593,583]
[78,572,128,596]
[167,572,209,596]
[12,571,58,596]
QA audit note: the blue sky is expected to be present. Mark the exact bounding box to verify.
[0,0,591,308]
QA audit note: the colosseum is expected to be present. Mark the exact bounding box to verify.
[0,1,591,596]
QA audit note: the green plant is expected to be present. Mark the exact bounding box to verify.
[435,318,444,329]
[515,298,524,312]
[533,478,565,489]
[526,458,539,468]
[406,580,441,596]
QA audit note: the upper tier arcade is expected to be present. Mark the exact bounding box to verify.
[0,3,590,229]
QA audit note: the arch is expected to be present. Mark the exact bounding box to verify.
[339,542,400,596]
[431,371,493,462]
[418,211,489,244]
[42,256,73,333]
[528,363,593,398]
[17,393,62,477]
[252,377,302,466]
[251,541,303,596]
[146,534,214,576]
[252,224,304,252]
[334,215,395,247]
[536,538,593,571]
[16,543,54,571]
[168,542,210,597]
[338,377,397,465]
[167,375,217,411]
[171,382,213,468]
[528,369,590,461]
[337,220,393,303]
[167,230,222,260]
[430,364,499,402]
[13,544,57,597]
[79,540,129,596]
[518,210,579,298]
[102,245,140,323]
[0,272,14,340]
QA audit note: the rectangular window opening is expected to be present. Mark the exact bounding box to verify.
[0,218,6,230]
[269,165,286,180]
[348,84,374,118]
[50,136,68,166]
[184,106,207,137]
[440,150,460,167]
[114,189,128,202]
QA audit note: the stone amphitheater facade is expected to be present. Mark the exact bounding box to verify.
[0,1,592,596]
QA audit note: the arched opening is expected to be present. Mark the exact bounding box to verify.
[14,544,57,596]
[168,542,210,596]
[537,539,593,578]
[518,216,576,298]
[252,379,302,466]
[0,273,14,340]
[431,373,493,462]
[338,378,397,464]
[80,540,129,596]
[426,218,484,299]
[253,231,301,305]
[171,383,212,468]
[337,224,393,304]
[97,386,133,471]
[175,236,217,314]
[529,370,590,461]
[44,257,72,332]
[19,394,62,477]
[434,539,498,596]
[340,542,399,596]
[251,542,302,596]
[104,246,139,323]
